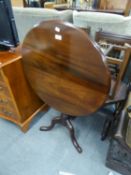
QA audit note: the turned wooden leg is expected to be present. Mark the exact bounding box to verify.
[65,119,82,153]
[40,113,82,153]
[40,116,62,131]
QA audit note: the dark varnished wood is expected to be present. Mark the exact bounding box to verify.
[22,20,111,116]
[40,113,82,153]
[95,31,131,46]
[95,31,131,140]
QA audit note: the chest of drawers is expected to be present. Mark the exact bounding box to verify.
[0,50,48,132]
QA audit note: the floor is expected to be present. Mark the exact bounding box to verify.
[0,108,121,175]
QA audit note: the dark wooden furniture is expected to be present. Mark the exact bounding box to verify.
[95,31,131,140]
[0,50,48,132]
[22,20,111,153]
[98,0,131,16]
[23,0,50,8]
[55,6,125,15]
[106,45,130,99]
[96,31,131,100]
[106,94,131,175]
[39,0,45,7]
[55,0,126,16]
[23,0,28,7]
[95,31,131,46]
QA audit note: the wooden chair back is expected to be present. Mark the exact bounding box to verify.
[110,45,131,98]
[95,31,131,99]
[95,30,131,46]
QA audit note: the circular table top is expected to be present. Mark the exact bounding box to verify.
[22,20,111,116]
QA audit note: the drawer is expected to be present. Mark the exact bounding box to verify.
[0,97,17,111]
[0,109,18,120]
[0,84,12,100]
[0,103,18,120]
[0,71,10,88]
[0,91,11,101]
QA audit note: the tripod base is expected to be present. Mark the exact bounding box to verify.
[40,113,82,153]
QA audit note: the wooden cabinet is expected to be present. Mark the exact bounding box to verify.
[98,0,131,16]
[0,51,48,132]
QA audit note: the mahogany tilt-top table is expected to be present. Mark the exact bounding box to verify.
[22,20,111,153]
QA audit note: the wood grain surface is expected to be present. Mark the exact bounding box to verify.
[0,51,47,132]
[22,20,111,116]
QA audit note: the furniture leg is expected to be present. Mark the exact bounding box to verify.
[40,113,82,153]
[21,121,30,133]
[101,118,112,140]
[65,119,82,153]
[40,116,61,131]
[114,101,125,116]
[101,101,126,140]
